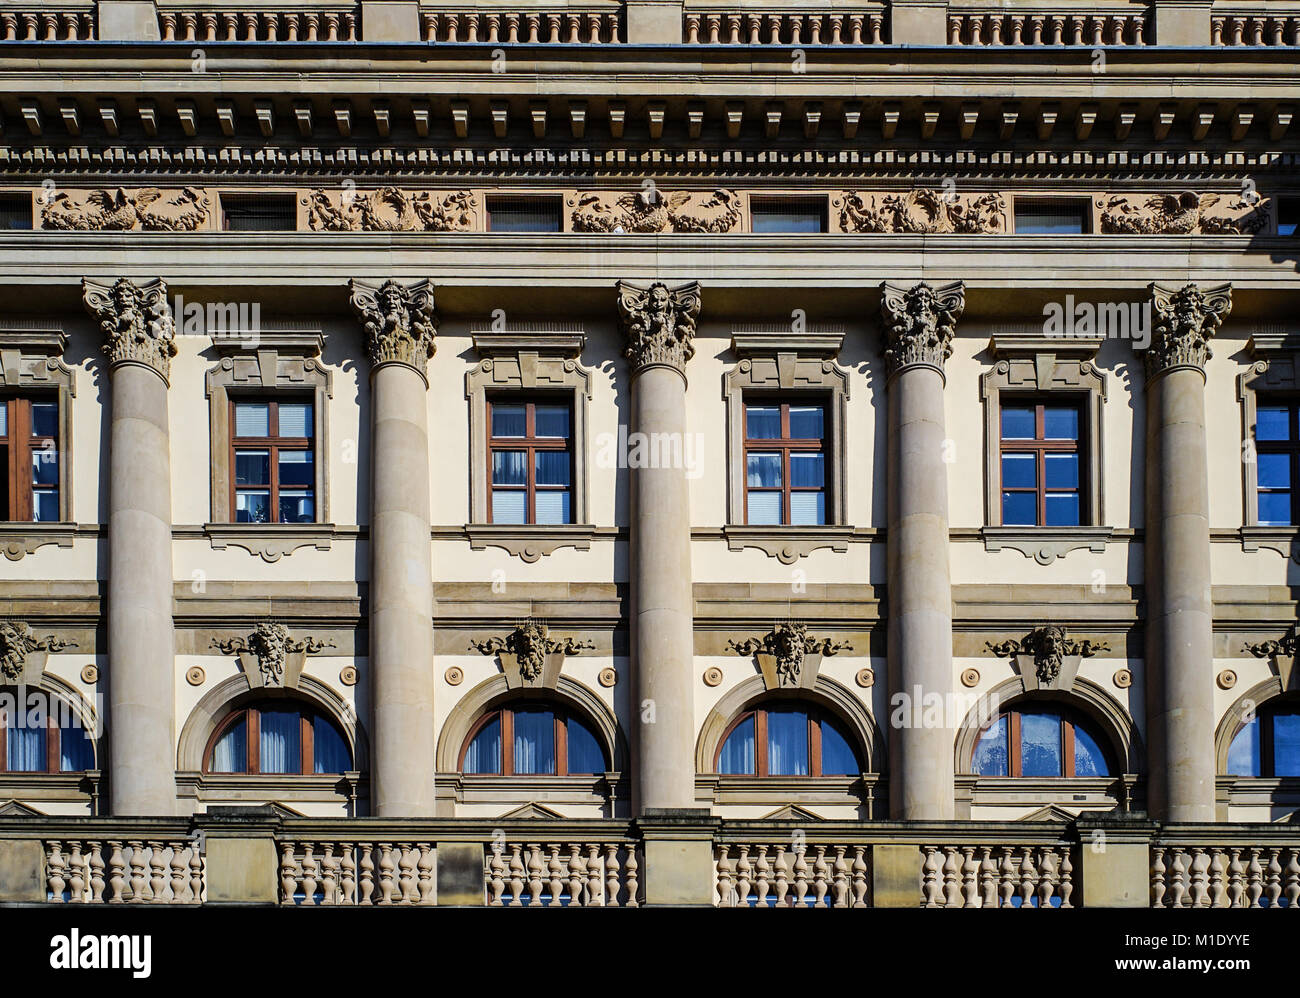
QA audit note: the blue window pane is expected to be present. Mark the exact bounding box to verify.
[1073,724,1110,777]
[491,490,527,524]
[1227,718,1261,776]
[59,721,94,772]
[1019,712,1064,777]
[1001,452,1036,488]
[1043,408,1079,440]
[235,490,270,523]
[513,709,556,775]
[31,449,57,486]
[535,450,570,486]
[972,717,1008,776]
[746,406,782,439]
[1258,491,1293,526]
[0,402,6,435]
[1258,453,1291,489]
[1045,493,1081,527]
[1001,407,1035,439]
[534,491,570,525]
[767,709,810,776]
[1273,714,1300,777]
[789,406,824,440]
[259,709,302,774]
[234,449,269,486]
[464,715,501,774]
[278,450,313,488]
[492,450,527,486]
[5,716,45,772]
[747,491,782,525]
[789,492,825,526]
[1002,491,1037,526]
[279,491,314,523]
[820,719,860,775]
[278,402,312,438]
[790,453,824,488]
[491,404,526,438]
[211,716,247,773]
[746,452,782,487]
[719,716,756,774]
[30,402,57,438]
[534,405,569,439]
[32,490,59,522]
[234,402,270,438]
[312,716,350,774]
[1044,453,1078,489]
[1257,406,1291,442]
[566,717,605,774]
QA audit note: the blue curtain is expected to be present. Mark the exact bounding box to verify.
[59,722,94,772]
[211,716,247,773]
[312,716,351,774]
[819,719,860,775]
[6,720,44,772]
[513,709,556,775]
[767,709,809,776]
[464,715,501,774]
[258,709,301,774]
[718,716,755,774]
[566,718,605,774]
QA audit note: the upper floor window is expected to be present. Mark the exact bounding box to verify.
[999,401,1084,527]
[744,400,827,526]
[486,195,563,233]
[971,706,1112,778]
[0,692,94,773]
[460,704,606,776]
[1014,197,1090,235]
[0,395,59,522]
[1254,399,1300,526]
[1227,702,1300,777]
[716,704,861,776]
[221,193,296,231]
[750,196,827,234]
[205,701,351,775]
[487,398,573,525]
[231,399,315,524]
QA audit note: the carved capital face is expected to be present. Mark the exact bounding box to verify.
[348,278,438,375]
[879,280,965,378]
[1144,282,1232,379]
[616,280,702,376]
[82,276,177,381]
[0,619,73,682]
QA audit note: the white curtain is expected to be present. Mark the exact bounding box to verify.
[258,710,301,774]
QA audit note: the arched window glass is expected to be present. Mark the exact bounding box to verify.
[0,690,95,773]
[1227,704,1300,777]
[716,704,862,777]
[460,705,607,776]
[205,702,351,775]
[970,706,1112,778]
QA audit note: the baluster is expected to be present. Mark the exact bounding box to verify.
[773,846,790,907]
[716,845,735,907]
[489,845,506,906]
[398,844,417,904]
[359,844,375,905]
[604,843,620,907]
[586,845,603,907]
[1209,850,1228,907]
[47,842,67,902]
[189,841,203,904]
[1211,16,1225,45]
[67,841,86,903]
[567,845,585,907]
[1038,849,1059,909]
[377,842,396,904]
[88,841,105,903]
[147,842,167,903]
[339,845,356,905]
[1166,849,1187,907]
[1285,849,1300,909]
[128,841,148,903]
[997,849,1015,908]
[943,847,962,907]
[831,846,848,908]
[792,846,809,907]
[852,846,868,907]
[1266,848,1283,908]
[922,846,942,906]
[107,841,126,903]
[302,843,319,906]
[962,846,979,907]
[1247,848,1264,908]
[417,844,434,905]
[754,845,772,906]
[979,846,998,907]
[624,846,639,907]
[508,844,525,906]
[947,16,962,45]
[169,842,188,904]
[1227,848,1245,908]
[1018,848,1036,908]
[988,15,1004,45]
[813,845,829,907]
[526,14,541,44]
[547,843,564,907]
[731,845,750,906]
[1059,851,1074,908]
[1151,847,1167,907]
[526,843,544,907]
[319,843,338,906]
[1190,848,1209,907]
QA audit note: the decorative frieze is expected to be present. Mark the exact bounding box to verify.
[986,624,1109,691]
[1143,282,1233,380]
[837,189,1007,234]
[727,621,852,690]
[570,190,742,234]
[879,280,965,379]
[1097,192,1269,235]
[82,277,178,381]
[211,621,335,690]
[616,280,702,376]
[348,278,438,374]
[470,618,594,690]
[302,187,476,232]
[41,187,210,231]
[158,9,358,43]
[0,620,76,684]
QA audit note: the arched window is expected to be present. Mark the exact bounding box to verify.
[0,690,95,773]
[204,701,351,775]
[715,703,862,776]
[971,705,1112,778]
[1227,702,1300,777]
[460,704,607,776]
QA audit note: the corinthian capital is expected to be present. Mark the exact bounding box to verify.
[616,280,701,376]
[348,278,438,377]
[82,276,177,382]
[879,280,965,380]
[1143,282,1232,380]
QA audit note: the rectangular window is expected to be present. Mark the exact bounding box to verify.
[999,401,1084,527]
[0,395,59,522]
[1014,197,1090,235]
[486,397,573,525]
[486,195,563,233]
[750,196,827,234]
[221,193,296,231]
[743,399,827,525]
[0,193,33,230]
[230,398,315,523]
[1255,399,1300,526]
[1279,197,1300,238]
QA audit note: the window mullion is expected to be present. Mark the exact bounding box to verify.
[248,709,261,775]
[1009,712,1022,778]
[502,710,514,776]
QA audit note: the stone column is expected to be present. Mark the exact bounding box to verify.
[1142,282,1231,822]
[880,280,964,821]
[82,277,178,815]
[617,281,701,812]
[349,279,438,816]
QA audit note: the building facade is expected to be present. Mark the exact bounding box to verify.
[0,0,1299,907]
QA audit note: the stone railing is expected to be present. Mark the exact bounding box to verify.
[1152,826,1300,907]
[714,840,871,906]
[419,7,624,42]
[0,10,96,40]
[683,10,887,44]
[278,837,436,905]
[1211,13,1300,45]
[947,10,1147,44]
[486,837,640,906]
[157,7,360,41]
[32,821,205,904]
[921,843,1075,907]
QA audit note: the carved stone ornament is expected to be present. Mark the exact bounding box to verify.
[470,618,594,690]
[727,621,852,691]
[837,189,1007,234]
[211,621,335,690]
[0,620,76,684]
[1143,282,1233,380]
[570,189,741,234]
[41,187,210,232]
[1246,623,1300,691]
[82,277,178,381]
[348,278,438,374]
[986,624,1109,692]
[1096,192,1269,235]
[303,187,476,232]
[879,280,965,379]
[616,280,701,375]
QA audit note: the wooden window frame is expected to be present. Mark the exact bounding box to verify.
[0,394,59,523]
[0,705,76,773]
[457,705,606,776]
[713,705,861,777]
[742,398,828,526]
[202,704,348,776]
[485,396,574,526]
[998,398,1087,528]
[1252,397,1300,526]
[973,707,1111,778]
[229,397,315,525]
